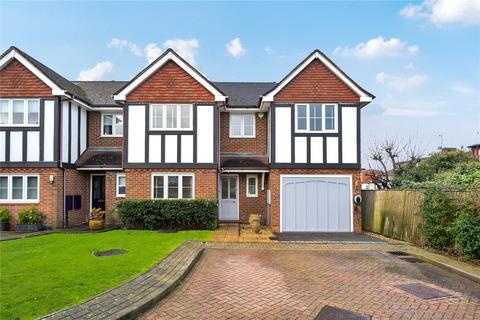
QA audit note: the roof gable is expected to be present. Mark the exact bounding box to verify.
[0,59,52,97]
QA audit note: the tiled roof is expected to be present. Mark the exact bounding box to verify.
[75,148,122,168]
[72,81,128,106]
[220,156,269,169]
[214,82,276,107]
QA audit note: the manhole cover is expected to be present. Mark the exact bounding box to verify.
[315,306,371,320]
[93,249,127,257]
[399,257,424,263]
[394,283,452,300]
[387,251,410,256]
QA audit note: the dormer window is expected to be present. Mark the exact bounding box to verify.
[102,113,123,136]
[295,104,337,133]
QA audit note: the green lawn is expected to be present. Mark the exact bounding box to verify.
[0,230,212,320]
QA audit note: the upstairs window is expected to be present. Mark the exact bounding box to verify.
[150,104,193,130]
[102,114,123,136]
[152,174,194,199]
[0,99,39,126]
[295,104,337,133]
[229,113,255,138]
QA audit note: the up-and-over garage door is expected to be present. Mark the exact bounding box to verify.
[281,176,352,232]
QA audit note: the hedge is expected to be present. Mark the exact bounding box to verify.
[116,199,218,230]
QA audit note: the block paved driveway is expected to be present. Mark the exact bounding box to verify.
[140,248,480,320]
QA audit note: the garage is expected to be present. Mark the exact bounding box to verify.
[281,175,352,232]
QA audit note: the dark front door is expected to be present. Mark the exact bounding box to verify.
[91,175,106,211]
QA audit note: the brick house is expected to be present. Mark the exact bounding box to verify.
[0,46,374,232]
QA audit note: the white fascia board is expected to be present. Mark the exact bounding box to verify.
[261,52,373,103]
[0,50,64,96]
[114,51,226,102]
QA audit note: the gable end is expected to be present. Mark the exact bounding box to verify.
[0,59,52,97]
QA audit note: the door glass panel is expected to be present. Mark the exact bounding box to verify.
[229,177,236,199]
[221,177,229,199]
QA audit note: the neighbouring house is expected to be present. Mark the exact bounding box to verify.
[468,143,480,161]
[0,46,374,232]
[361,170,378,190]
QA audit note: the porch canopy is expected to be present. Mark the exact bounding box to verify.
[220,155,269,173]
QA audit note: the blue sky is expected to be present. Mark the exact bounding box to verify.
[1,1,479,165]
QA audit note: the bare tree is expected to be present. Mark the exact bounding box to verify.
[367,137,423,189]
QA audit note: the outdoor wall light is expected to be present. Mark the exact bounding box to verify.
[49,175,55,184]
[353,194,362,205]
[257,112,265,119]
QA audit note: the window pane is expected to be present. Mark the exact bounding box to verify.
[180,105,191,129]
[118,176,126,195]
[182,176,193,199]
[325,105,335,117]
[13,100,24,124]
[325,105,335,130]
[229,177,236,199]
[153,176,164,199]
[230,115,242,136]
[221,177,229,199]
[168,176,178,198]
[0,177,7,199]
[115,115,123,136]
[297,105,307,130]
[310,104,322,131]
[27,100,39,125]
[248,177,256,195]
[103,115,113,135]
[12,176,23,200]
[0,100,9,125]
[166,105,177,128]
[243,114,254,136]
[27,176,38,200]
[151,105,163,129]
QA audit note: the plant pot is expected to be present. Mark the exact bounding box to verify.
[249,214,260,225]
[249,214,261,234]
[89,219,105,231]
[16,223,42,232]
[0,222,10,231]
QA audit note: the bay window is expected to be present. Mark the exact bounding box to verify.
[102,113,123,136]
[295,103,337,133]
[0,175,39,203]
[152,174,194,199]
[229,113,255,138]
[150,104,193,130]
[0,99,40,126]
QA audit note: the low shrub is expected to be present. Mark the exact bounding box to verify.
[0,207,10,223]
[116,199,218,230]
[18,206,46,224]
[453,194,480,261]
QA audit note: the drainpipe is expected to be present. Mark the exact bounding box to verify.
[59,97,67,228]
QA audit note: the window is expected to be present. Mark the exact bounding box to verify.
[229,113,256,138]
[295,104,337,133]
[102,114,123,136]
[0,99,40,126]
[151,174,194,199]
[116,174,126,197]
[150,104,193,130]
[0,175,39,203]
[246,174,258,197]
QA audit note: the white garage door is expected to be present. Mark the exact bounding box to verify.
[281,176,352,232]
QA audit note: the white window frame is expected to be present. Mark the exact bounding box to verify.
[116,174,126,197]
[151,173,195,199]
[246,174,258,197]
[0,99,40,127]
[149,104,193,131]
[101,113,123,137]
[0,174,39,203]
[294,103,338,133]
[229,113,256,138]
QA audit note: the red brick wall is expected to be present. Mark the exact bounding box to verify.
[0,168,63,229]
[127,61,215,103]
[105,171,124,225]
[88,111,123,148]
[275,60,360,103]
[64,168,89,226]
[220,112,267,154]
[0,59,52,97]
[268,169,362,233]
[237,173,267,224]
[124,168,217,199]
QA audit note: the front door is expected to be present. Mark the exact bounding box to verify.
[220,175,238,220]
[91,175,106,211]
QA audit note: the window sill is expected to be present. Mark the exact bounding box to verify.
[229,136,256,139]
[101,135,123,138]
[0,200,40,204]
[246,194,258,198]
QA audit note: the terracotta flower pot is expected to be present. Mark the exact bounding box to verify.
[89,219,105,231]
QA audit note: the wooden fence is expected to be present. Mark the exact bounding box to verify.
[361,190,424,244]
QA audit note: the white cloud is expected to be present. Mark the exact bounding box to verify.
[226,37,246,58]
[400,0,480,25]
[333,36,419,59]
[450,82,475,94]
[265,46,273,55]
[163,38,199,66]
[107,38,142,57]
[404,62,415,70]
[76,61,113,81]
[376,72,429,91]
[144,43,163,64]
[382,108,439,117]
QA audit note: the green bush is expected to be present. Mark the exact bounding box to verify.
[453,194,480,261]
[0,207,10,223]
[116,199,218,230]
[18,206,46,224]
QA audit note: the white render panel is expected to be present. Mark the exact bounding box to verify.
[342,107,357,163]
[275,107,291,163]
[326,137,339,163]
[27,131,40,161]
[62,101,69,162]
[43,100,55,161]
[10,131,22,161]
[164,135,178,163]
[181,135,194,163]
[310,137,323,163]
[0,131,5,161]
[80,108,87,154]
[196,105,214,163]
[294,136,307,163]
[149,135,162,163]
[128,105,145,163]
[70,104,79,162]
